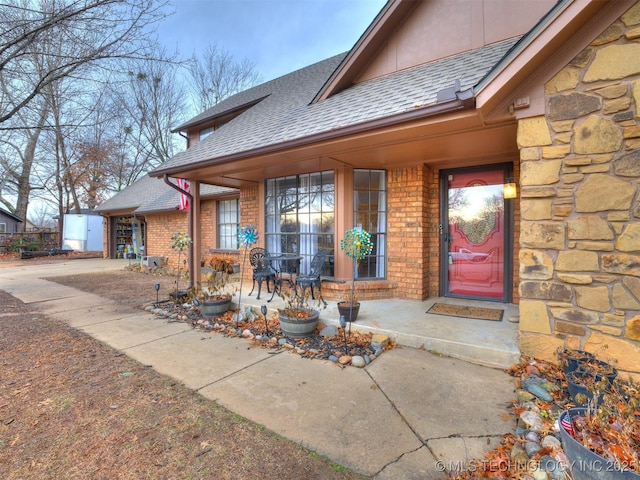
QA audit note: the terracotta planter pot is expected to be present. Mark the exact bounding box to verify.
[278,309,320,338]
[202,296,231,319]
[337,302,360,322]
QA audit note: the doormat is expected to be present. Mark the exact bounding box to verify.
[427,303,503,321]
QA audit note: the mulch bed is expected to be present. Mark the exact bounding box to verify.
[450,355,639,479]
[147,300,394,367]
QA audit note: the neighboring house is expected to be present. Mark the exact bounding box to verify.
[0,207,23,233]
[150,0,640,376]
[95,175,238,263]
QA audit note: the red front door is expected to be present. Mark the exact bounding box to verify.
[443,167,509,300]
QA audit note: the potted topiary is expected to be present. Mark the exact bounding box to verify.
[277,287,324,338]
[338,228,374,322]
[201,255,237,319]
[338,290,360,322]
[170,231,192,301]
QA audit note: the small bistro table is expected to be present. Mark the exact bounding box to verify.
[264,254,302,302]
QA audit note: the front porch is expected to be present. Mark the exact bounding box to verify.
[234,283,520,369]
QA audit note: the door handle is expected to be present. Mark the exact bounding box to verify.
[439,224,452,244]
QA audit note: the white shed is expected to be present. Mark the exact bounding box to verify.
[62,214,103,252]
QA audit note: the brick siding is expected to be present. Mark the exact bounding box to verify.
[387,166,432,299]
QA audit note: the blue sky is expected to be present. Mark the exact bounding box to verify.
[157,0,387,82]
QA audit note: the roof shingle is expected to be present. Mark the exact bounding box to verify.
[95,175,237,214]
[157,38,519,173]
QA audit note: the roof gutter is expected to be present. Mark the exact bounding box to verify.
[152,91,475,177]
[163,174,195,289]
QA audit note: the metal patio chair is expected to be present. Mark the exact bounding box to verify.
[248,247,276,300]
[295,250,328,305]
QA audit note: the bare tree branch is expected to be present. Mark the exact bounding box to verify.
[0,0,170,124]
[188,43,262,112]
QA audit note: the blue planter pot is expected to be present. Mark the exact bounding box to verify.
[559,349,596,376]
[567,369,613,407]
[558,408,640,480]
[579,358,618,384]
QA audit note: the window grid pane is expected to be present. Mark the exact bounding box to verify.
[354,169,386,279]
[218,199,239,249]
[265,171,334,276]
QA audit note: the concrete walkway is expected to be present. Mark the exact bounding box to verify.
[0,258,519,479]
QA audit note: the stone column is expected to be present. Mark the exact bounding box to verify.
[517,2,640,378]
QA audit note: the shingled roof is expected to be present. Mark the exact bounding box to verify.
[95,175,237,214]
[0,207,23,223]
[155,36,520,173]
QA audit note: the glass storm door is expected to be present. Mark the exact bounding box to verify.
[442,166,511,301]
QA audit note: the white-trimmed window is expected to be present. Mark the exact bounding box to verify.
[0,223,6,233]
[218,199,239,249]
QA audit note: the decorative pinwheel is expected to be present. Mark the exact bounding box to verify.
[340,228,374,261]
[238,225,258,248]
[339,227,373,335]
[235,225,259,326]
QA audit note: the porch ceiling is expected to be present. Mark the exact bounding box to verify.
[177,112,518,188]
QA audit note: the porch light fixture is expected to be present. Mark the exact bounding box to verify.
[503,178,517,199]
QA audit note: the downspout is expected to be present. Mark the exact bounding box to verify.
[163,174,195,289]
[178,131,189,149]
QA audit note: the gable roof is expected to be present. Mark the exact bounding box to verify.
[154,37,518,177]
[95,174,237,215]
[313,0,412,102]
[0,207,23,223]
[474,0,635,118]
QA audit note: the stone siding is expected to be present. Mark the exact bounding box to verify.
[518,2,640,376]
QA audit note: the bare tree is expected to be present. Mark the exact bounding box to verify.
[0,1,263,231]
[0,0,169,229]
[27,202,56,230]
[188,43,262,112]
[0,96,49,229]
[112,49,188,182]
[0,0,169,126]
